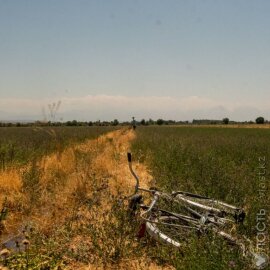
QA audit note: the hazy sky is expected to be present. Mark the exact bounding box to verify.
[0,0,270,121]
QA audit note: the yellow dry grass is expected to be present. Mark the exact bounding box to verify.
[0,169,21,195]
[81,259,174,270]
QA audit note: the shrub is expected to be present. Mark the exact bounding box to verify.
[256,117,264,124]
[156,119,164,125]
[222,118,229,125]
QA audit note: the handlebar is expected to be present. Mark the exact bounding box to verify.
[127,152,140,194]
[128,152,132,162]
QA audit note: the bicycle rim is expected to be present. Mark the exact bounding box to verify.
[146,215,199,248]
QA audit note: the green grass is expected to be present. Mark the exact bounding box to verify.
[0,126,117,169]
[132,126,270,269]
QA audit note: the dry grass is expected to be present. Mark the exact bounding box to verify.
[0,170,22,195]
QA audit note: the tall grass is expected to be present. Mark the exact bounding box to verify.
[132,126,270,269]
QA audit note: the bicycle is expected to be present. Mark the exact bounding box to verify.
[127,153,268,269]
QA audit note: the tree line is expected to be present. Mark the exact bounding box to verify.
[0,116,267,127]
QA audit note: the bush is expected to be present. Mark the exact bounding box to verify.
[256,117,264,124]
[112,119,119,126]
[222,118,229,125]
[156,119,164,125]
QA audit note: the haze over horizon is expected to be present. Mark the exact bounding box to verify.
[1,1,270,122]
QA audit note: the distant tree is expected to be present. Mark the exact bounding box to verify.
[112,119,119,126]
[148,119,155,125]
[66,120,78,126]
[140,119,146,125]
[167,120,176,125]
[222,118,229,125]
[256,117,265,124]
[157,119,164,125]
[72,120,78,126]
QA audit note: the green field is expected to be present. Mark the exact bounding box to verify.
[0,126,117,169]
[132,126,270,269]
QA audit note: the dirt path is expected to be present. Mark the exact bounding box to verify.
[1,128,174,270]
[77,128,152,196]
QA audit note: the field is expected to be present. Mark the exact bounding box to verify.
[0,126,118,169]
[132,126,270,269]
[0,126,269,269]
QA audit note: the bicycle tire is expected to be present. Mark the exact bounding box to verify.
[146,215,199,248]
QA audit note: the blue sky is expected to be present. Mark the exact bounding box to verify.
[0,0,270,121]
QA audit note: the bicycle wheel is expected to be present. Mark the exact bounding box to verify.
[146,215,200,247]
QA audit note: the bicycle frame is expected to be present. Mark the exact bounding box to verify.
[127,152,243,222]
